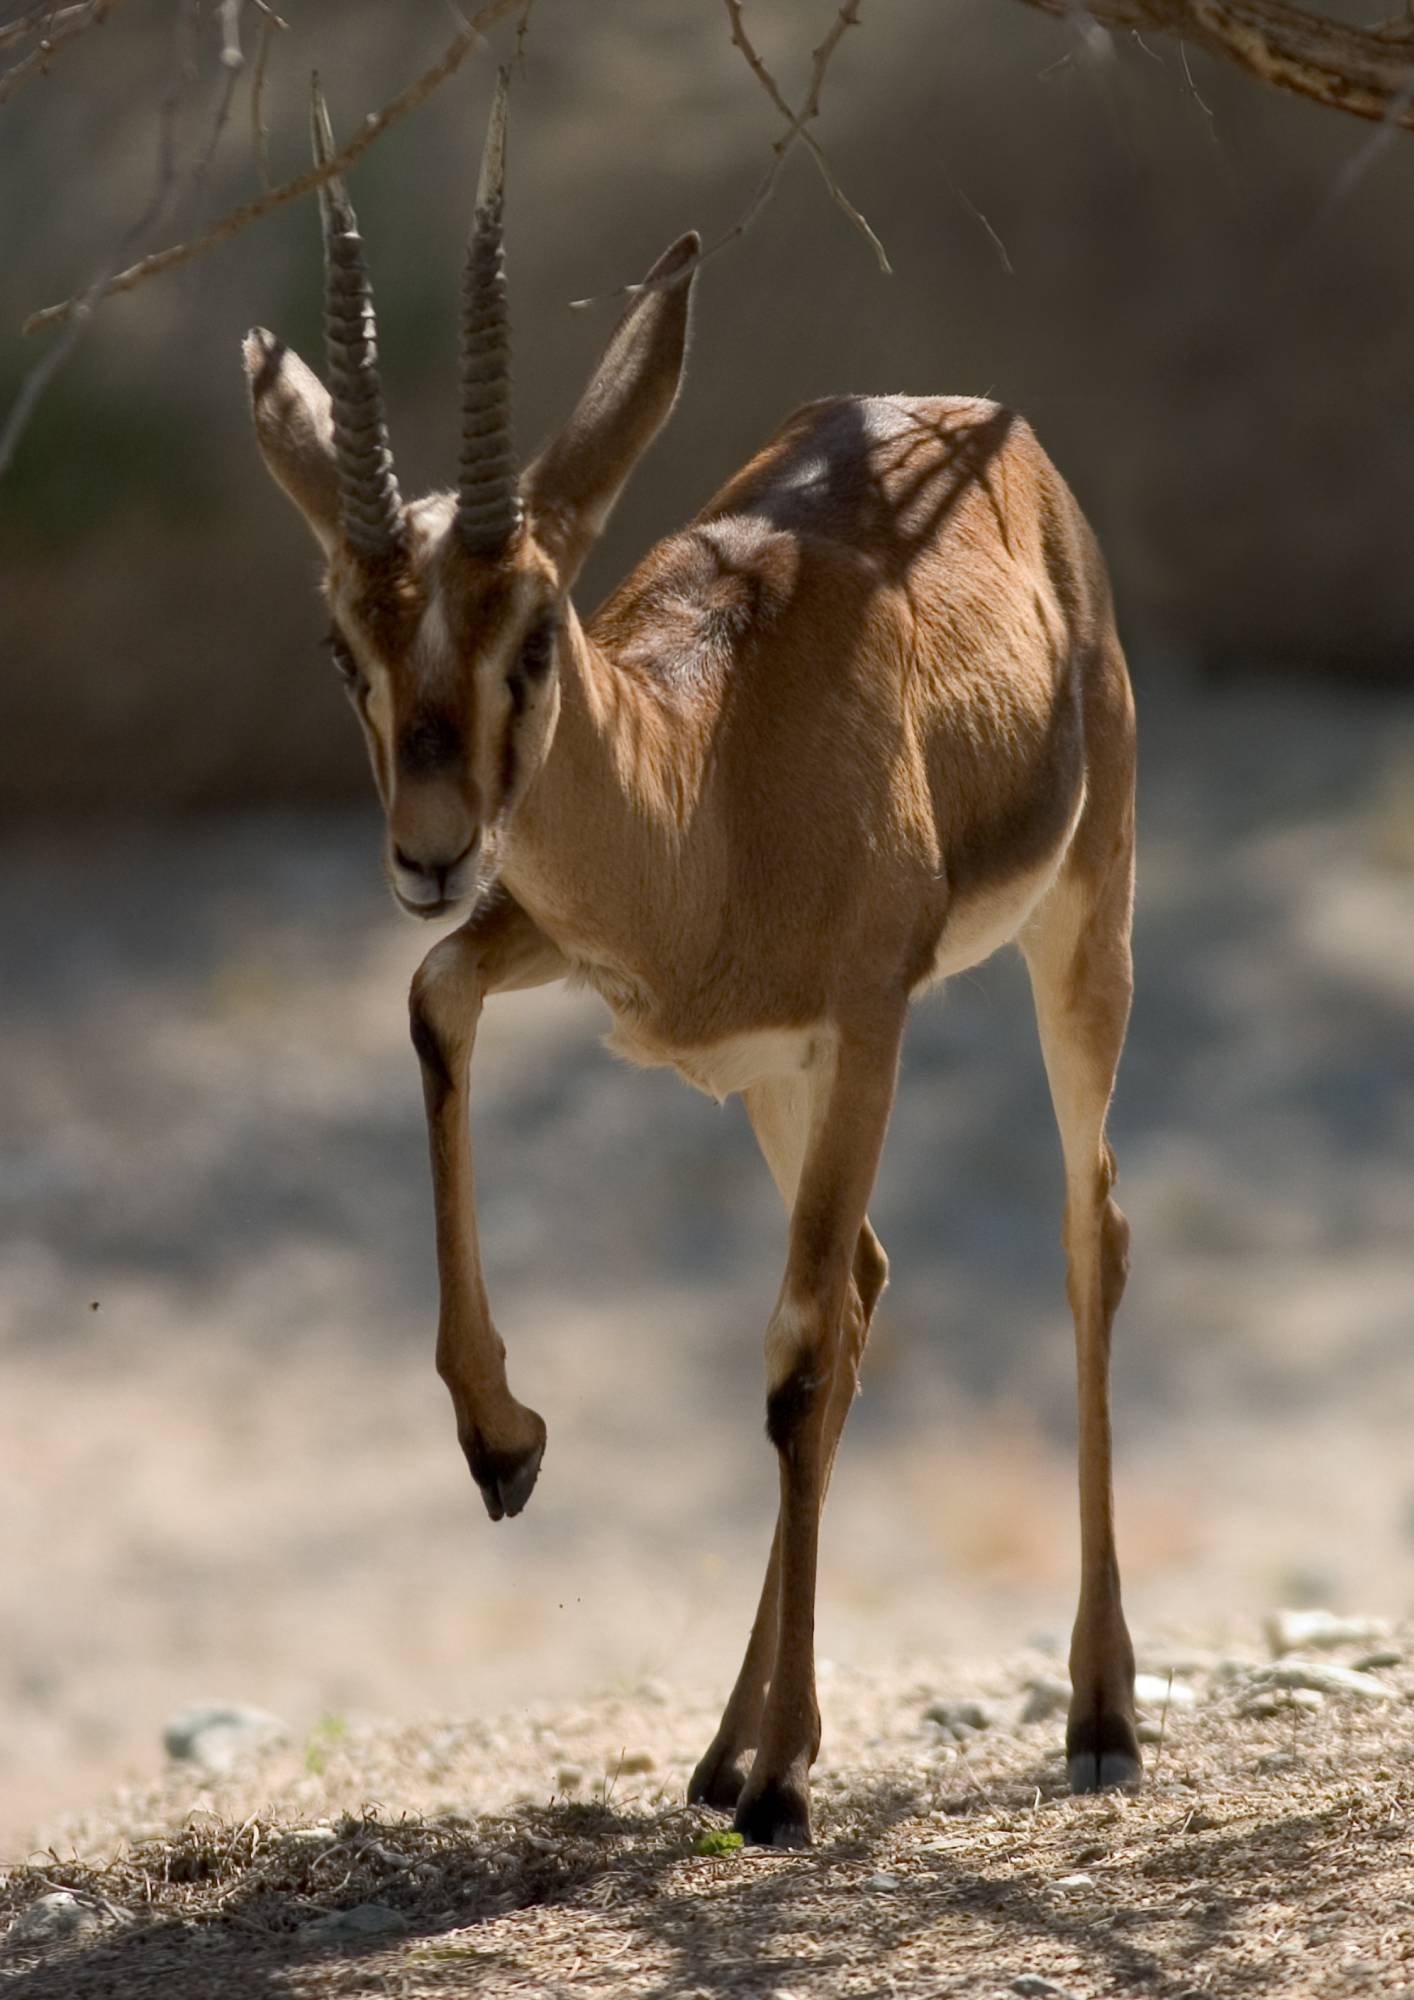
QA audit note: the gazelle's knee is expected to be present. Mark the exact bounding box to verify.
[409,936,481,1097]
[1099,1196,1130,1321]
[763,1295,832,1455]
[1062,1143,1130,1321]
[853,1222,889,1326]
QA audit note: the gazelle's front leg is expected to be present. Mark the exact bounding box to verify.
[689,1220,887,1812]
[408,893,568,1520]
[733,1019,904,1848]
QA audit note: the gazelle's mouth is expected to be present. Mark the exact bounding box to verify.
[392,883,472,922]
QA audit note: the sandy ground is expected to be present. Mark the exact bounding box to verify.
[3,1639,1414,1996]
[2,658,1414,1883]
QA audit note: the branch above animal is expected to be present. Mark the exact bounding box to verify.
[243,70,1141,1849]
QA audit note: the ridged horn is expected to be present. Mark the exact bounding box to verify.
[457,68,522,557]
[311,75,404,561]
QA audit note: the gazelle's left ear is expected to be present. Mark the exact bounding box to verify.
[523,231,699,588]
[242,327,340,552]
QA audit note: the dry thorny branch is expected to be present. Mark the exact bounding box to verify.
[3,0,1414,477]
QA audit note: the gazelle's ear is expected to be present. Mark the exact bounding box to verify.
[243,327,339,552]
[523,231,699,588]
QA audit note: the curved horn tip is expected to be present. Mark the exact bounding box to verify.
[476,67,511,214]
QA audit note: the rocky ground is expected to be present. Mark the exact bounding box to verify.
[3,1621,1413,1997]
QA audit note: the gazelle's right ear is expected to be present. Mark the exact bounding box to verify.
[243,327,340,552]
[523,232,699,589]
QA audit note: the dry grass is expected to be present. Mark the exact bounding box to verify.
[4,1652,1413,1998]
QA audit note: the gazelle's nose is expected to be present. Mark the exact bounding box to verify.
[393,841,470,887]
[391,836,478,913]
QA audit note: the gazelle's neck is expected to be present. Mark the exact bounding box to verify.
[499,600,714,953]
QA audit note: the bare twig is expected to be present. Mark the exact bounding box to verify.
[574,0,886,310]
[1012,0,1414,130]
[0,0,125,104]
[1,3,187,476]
[722,0,890,271]
[942,167,1014,274]
[22,0,524,337]
[248,3,285,191]
[217,0,243,71]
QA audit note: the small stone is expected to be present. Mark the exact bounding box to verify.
[303,1903,409,1941]
[556,1764,584,1792]
[1053,1872,1095,1891]
[1213,1655,1261,1682]
[1257,1751,1299,1772]
[1354,1650,1403,1672]
[284,1825,338,1846]
[1264,1610,1390,1657]
[1011,1978,1072,1999]
[1238,1692,1281,1719]
[1136,1718,1163,1744]
[7,1892,105,1948]
[1134,1674,1197,1710]
[163,1701,287,1774]
[1289,1688,1325,1712]
[1259,1660,1391,1701]
[924,1699,996,1733]
[1021,1676,1069,1724]
[865,1871,902,1891]
[615,1750,656,1775]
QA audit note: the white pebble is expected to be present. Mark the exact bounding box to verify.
[1134,1674,1197,1710]
[1264,1609,1390,1657]
[162,1701,287,1773]
[302,1902,409,1940]
[1020,1676,1070,1724]
[7,1892,105,1948]
[1259,1659,1391,1700]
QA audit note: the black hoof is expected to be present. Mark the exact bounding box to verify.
[1066,1711,1142,1794]
[688,1745,751,1812]
[463,1423,546,1521]
[733,1775,812,1848]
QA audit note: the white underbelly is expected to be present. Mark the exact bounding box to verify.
[925,795,1084,985]
[604,1019,827,1104]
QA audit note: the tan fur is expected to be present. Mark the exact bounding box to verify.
[243,229,1140,1845]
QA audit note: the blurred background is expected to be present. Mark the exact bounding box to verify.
[1,0,1412,1853]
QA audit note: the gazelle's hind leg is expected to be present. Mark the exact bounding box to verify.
[688,1075,888,1814]
[1021,782,1139,1793]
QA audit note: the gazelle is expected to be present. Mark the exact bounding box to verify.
[243,74,1139,1847]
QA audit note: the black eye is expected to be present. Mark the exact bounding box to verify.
[324,628,367,696]
[519,617,557,682]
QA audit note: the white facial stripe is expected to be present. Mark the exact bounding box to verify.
[471,570,546,810]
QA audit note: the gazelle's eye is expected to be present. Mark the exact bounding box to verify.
[324,628,367,697]
[518,617,557,683]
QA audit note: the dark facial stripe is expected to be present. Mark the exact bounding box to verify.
[519,617,557,682]
[499,717,519,808]
[398,710,463,780]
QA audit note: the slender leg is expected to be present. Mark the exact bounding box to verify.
[729,1020,905,1846]
[408,891,568,1521]
[1021,782,1140,1792]
[689,1190,887,1805]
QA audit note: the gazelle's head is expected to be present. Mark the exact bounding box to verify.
[244,73,697,920]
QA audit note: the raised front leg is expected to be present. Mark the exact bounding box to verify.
[408,892,568,1521]
[730,1022,904,1847]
